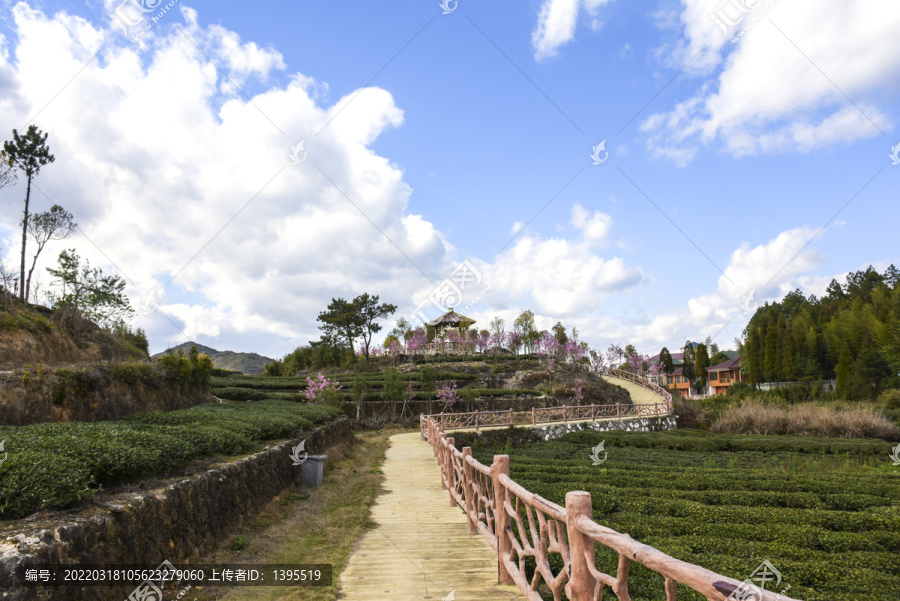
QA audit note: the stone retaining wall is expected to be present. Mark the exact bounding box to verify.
[536,415,677,440]
[0,416,353,601]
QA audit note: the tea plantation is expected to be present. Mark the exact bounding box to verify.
[0,401,342,520]
[462,428,900,601]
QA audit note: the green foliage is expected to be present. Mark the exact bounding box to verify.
[0,400,342,519]
[659,347,674,375]
[317,293,397,359]
[740,266,900,398]
[106,321,149,356]
[464,429,900,601]
[231,536,249,551]
[47,249,134,326]
[681,341,695,382]
[264,335,352,375]
[156,347,214,389]
[695,343,709,388]
[0,307,52,332]
[4,125,55,303]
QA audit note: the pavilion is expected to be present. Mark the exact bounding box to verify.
[424,309,476,343]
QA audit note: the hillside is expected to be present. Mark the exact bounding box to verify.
[153,341,274,375]
[0,297,148,368]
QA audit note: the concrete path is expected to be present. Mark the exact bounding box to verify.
[601,374,663,406]
[338,432,522,601]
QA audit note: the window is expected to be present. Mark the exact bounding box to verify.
[710,372,718,381]
[675,376,681,383]
[667,376,674,384]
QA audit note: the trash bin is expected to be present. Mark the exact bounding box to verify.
[301,455,327,487]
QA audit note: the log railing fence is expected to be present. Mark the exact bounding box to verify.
[422,368,675,432]
[420,416,802,601]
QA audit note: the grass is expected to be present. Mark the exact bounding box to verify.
[179,429,394,601]
[711,399,899,439]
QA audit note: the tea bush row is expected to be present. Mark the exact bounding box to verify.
[462,428,900,600]
[0,401,341,520]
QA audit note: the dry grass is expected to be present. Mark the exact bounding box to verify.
[711,399,899,439]
[183,428,404,601]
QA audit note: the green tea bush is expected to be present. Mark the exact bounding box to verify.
[0,401,342,519]
[462,428,900,601]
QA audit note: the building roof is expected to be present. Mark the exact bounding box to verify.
[425,309,476,328]
[706,357,742,372]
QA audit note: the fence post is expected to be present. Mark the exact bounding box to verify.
[564,405,568,425]
[532,406,536,426]
[475,410,480,433]
[564,491,598,601]
[462,447,476,535]
[616,403,621,419]
[655,402,659,417]
[509,407,514,426]
[440,433,448,490]
[447,437,457,507]
[491,455,512,584]
[591,404,595,422]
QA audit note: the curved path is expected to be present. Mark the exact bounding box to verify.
[338,432,522,601]
[600,373,663,406]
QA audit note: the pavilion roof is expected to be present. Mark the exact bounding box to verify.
[425,309,476,327]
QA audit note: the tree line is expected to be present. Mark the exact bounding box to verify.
[739,265,900,398]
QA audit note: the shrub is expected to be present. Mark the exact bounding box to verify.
[0,400,342,519]
[156,347,214,388]
[711,400,898,439]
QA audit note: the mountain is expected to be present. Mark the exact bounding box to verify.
[152,341,274,375]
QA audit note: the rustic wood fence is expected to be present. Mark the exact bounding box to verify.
[422,400,673,432]
[422,368,675,432]
[421,416,802,601]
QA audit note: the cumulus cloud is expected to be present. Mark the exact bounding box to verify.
[643,0,900,163]
[629,226,826,351]
[484,204,642,316]
[531,0,614,61]
[0,2,455,355]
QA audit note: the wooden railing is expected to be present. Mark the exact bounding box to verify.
[605,368,674,406]
[422,399,673,432]
[421,416,802,601]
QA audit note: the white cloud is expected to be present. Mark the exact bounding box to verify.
[570,202,612,245]
[531,0,613,61]
[628,225,826,352]
[485,205,642,316]
[0,3,452,355]
[643,0,900,162]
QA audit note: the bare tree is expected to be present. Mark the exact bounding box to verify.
[25,205,76,304]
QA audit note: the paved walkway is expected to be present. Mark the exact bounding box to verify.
[338,432,522,601]
[601,374,663,406]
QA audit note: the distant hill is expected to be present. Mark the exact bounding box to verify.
[152,341,274,375]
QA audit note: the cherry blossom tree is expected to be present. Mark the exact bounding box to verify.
[304,373,343,404]
[437,381,459,412]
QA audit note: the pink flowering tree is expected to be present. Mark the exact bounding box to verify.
[447,329,461,355]
[589,348,607,375]
[304,373,343,404]
[572,378,584,404]
[475,330,490,355]
[436,380,459,412]
[565,340,587,373]
[488,329,506,361]
[507,331,523,358]
[459,330,474,358]
[606,343,623,371]
[407,328,427,364]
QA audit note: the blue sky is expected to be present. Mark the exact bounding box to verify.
[0,0,897,358]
